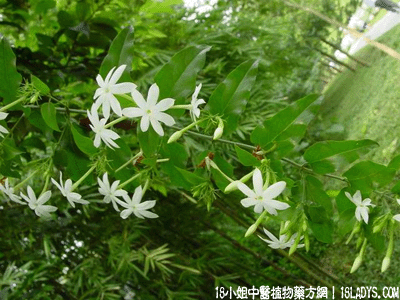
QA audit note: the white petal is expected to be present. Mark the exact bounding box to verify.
[264,199,290,211]
[138,210,158,219]
[155,98,174,111]
[104,67,116,83]
[109,65,126,85]
[355,207,362,222]
[37,191,52,205]
[254,202,264,213]
[353,190,362,205]
[138,200,156,210]
[132,186,143,205]
[237,182,256,198]
[155,112,175,126]
[393,214,400,222]
[345,191,353,202]
[131,89,147,109]
[96,74,105,87]
[27,186,36,202]
[359,207,369,224]
[0,125,8,134]
[102,99,111,120]
[263,228,279,242]
[253,169,264,196]
[264,181,286,199]
[140,115,150,132]
[120,208,133,219]
[240,197,258,208]
[109,94,122,116]
[123,107,144,118]
[150,118,164,136]
[51,178,64,194]
[94,134,101,148]
[110,82,137,94]
[0,112,8,120]
[147,83,159,106]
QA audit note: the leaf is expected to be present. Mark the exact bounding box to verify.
[31,75,50,95]
[250,94,319,147]
[305,176,332,214]
[208,60,259,132]
[343,161,395,193]
[234,145,260,167]
[308,220,333,243]
[388,154,400,170]
[99,26,135,83]
[155,45,211,106]
[40,103,60,131]
[0,37,22,104]
[211,155,234,191]
[71,124,97,155]
[304,139,378,174]
[140,0,183,14]
[138,127,160,157]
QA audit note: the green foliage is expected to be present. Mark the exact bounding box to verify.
[0,38,22,105]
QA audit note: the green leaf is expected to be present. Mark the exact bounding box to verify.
[250,94,319,147]
[40,103,60,131]
[337,208,356,237]
[99,26,135,83]
[2,138,23,160]
[343,161,395,193]
[208,60,259,132]
[138,127,160,157]
[305,176,332,214]
[176,167,206,186]
[304,139,378,174]
[211,155,234,191]
[140,0,183,14]
[336,190,355,214]
[234,145,260,167]
[0,37,22,104]
[155,45,211,106]
[28,110,52,133]
[308,221,333,243]
[71,124,97,155]
[388,154,400,170]
[31,75,50,95]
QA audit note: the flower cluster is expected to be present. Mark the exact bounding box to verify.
[87,65,207,149]
[259,228,304,250]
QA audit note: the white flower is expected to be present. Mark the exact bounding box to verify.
[87,106,120,149]
[93,65,137,119]
[51,172,89,208]
[190,84,205,123]
[259,228,304,249]
[122,83,175,136]
[119,186,158,219]
[237,168,289,214]
[20,186,57,217]
[97,173,128,211]
[392,199,400,222]
[0,112,9,137]
[345,190,374,224]
[0,178,24,204]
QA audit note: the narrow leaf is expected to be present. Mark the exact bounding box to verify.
[234,145,260,167]
[71,124,97,155]
[250,94,319,147]
[99,26,135,83]
[31,75,50,95]
[208,60,259,132]
[40,103,60,131]
[0,37,22,104]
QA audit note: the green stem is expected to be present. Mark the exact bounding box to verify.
[115,151,143,173]
[13,168,43,191]
[41,175,51,195]
[71,164,97,191]
[118,173,142,190]
[142,179,150,194]
[0,97,25,112]
[208,160,234,182]
[104,116,127,128]
[170,104,192,110]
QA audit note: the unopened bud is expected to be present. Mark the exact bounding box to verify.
[213,127,223,140]
[381,257,391,273]
[30,93,39,104]
[168,130,183,143]
[224,181,240,193]
[350,256,363,273]
[245,224,258,237]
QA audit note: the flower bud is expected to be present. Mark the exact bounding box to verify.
[245,224,258,237]
[168,130,183,144]
[350,256,363,273]
[381,257,391,273]
[213,127,223,140]
[224,181,240,193]
[30,93,39,104]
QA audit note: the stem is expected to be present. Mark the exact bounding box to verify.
[0,97,25,112]
[142,179,150,194]
[41,175,51,195]
[115,151,143,173]
[104,116,127,128]
[209,160,234,182]
[170,104,192,110]
[156,158,169,163]
[118,173,141,190]
[13,168,43,191]
[71,164,97,191]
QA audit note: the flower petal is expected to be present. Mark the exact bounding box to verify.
[123,107,144,118]
[240,197,258,208]
[147,83,159,106]
[237,182,256,198]
[150,118,164,136]
[264,199,290,211]
[104,66,116,83]
[393,214,400,222]
[110,82,137,94]
[37,191,52,205]
[264,181,286,199]
[96,74,105,87]
[140,115,150,132]
[263,228,279,242]
[155,98,174,111]
[138,210,159,219]
[109,95,122,116]
[155,112,175,126]
[131,89,147,109]
[120,208,133,219]
[108,65,126,85]
[353,190,362,205]
[252,169,264,196]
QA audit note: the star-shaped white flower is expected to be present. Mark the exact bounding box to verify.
[122,83,175,136]
[119,186,158,219]
[93,65,137,119]
[20,186,57,217]
[259,228,304,249]
[0,178,24,204]
[237,168,289,214]
[97,173,128,211]
[392,199,400,222]
[87,106,120,149]
[51,172,89,208]
[345,190,374,224]
[0,112,9,138]
[190,84,205,123]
